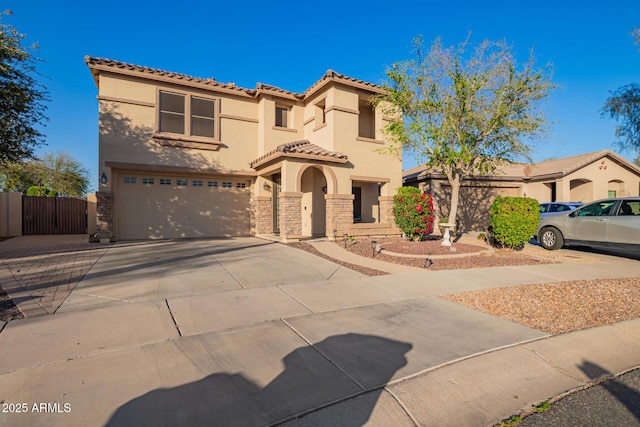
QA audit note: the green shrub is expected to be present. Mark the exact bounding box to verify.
[489,196,539,249]
[393,186,435,241]
[26,186,57,197]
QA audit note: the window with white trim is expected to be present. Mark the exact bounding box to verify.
[208,181,218,187]
[176,179,188,186]
[160,178,171,185]
[159,91,217,139]
[124,177,136,184]
[193,180,203,187]
[222,181,232,188]
[142,178,154,185]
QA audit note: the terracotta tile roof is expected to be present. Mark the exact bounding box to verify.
[85,57,382,100]
[255,82,304,100]
[303,69,384,98]
[250,140,348,169]
[403,150,640,182]
[85,56,254,96]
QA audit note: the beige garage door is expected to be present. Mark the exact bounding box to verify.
[116,173,251,240]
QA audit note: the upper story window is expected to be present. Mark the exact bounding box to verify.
[159,91,217,139]
[358,98,376,139]
[159,92,185,134]
[275,105,290,128]
[315,99,326,127]
[191,97,215,138]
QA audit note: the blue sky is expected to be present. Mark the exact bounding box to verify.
[7,0,640,191]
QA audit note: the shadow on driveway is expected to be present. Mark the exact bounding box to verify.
[107,333,412,427]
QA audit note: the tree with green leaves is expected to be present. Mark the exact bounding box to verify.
[601,28,640,154]
[0,10,48,164]
[375,36,555,231]
[0,151,89,196]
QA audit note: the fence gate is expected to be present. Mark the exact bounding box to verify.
[23,196,88,235]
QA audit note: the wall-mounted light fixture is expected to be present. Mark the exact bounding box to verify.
[100,173,107,185]
[263,182,272,191]
[371,240,377,257]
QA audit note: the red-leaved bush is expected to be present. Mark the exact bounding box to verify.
[393,186,435,241]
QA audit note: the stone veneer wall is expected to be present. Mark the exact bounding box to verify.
[96,191,114,241]
[326,195,401,239]
[378,196,400,234]
[325,194,354,239]
[278,192,302,241]
[254,196,273,235]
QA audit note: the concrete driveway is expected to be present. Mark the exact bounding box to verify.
[1,235,639,426]
[58,237,364,313]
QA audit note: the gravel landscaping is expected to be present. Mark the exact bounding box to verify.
[0,288,23,322]
[345,236,551,271]
[289,235,640,335]
[441,277,640,334]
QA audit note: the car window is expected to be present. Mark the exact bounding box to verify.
[539,204,549,213]
[618,200,640,216]
[556,205,570,212]
[576,201,617,217]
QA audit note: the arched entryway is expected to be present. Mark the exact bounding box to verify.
[608,179,625,198]
[300,166,328,237]
[570,179,593,202]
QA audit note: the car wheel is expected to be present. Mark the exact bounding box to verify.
[539,227,564,250]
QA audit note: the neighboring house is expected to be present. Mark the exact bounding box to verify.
[85,57,401,241]
[403,150,640,232]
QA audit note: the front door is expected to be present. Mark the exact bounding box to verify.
[352,187,362,222]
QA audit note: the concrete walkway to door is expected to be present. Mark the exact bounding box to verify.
[0,235,639,426]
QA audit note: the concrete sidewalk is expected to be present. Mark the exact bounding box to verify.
[0,236,638,426]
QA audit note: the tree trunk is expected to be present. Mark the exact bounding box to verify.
[448,176,461,232]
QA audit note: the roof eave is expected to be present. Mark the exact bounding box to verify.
[251,152,348,170]
[85,57,255,98]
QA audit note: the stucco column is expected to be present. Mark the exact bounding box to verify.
[325,194,354,240]
[254,196,273,235]
[96,191,113,242]
[279,192,302,242]
[555,179,569,202]
[0,192,23,237]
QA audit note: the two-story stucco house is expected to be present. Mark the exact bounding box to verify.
[85,57,401,242]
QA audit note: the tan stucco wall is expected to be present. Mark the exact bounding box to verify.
[97,73,259,194]
[0,192,22,237]
[87,193,97,235]
[564,158,640,201]
[422,180,522,232]
[521,156,640,203]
